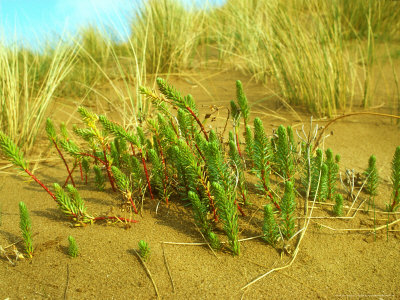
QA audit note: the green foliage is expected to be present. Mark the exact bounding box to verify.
[19,202,33,258]
[308,149,324,200]
[280,181,296,239]
[81,157,90,182]
[274,125,294,180]
[388,146,400,212]
[235,80,249,126]
[325,149,340,200]
[252,118,271,194]
[93,165,105,191]
[0,130,28,170]
[364,155,379,196]
[333,194,344,216]
[111,166,131,195]
[68,236,79,258]
[188,191,221,250]
[318,164,329,202]
[148,149,170,203]
[54,183,92,224]
[244,125,254,165]
[211,182,240,255]
[262,204,279,246]
[45,118,57,142]
[138,240,150,262]
[228,132,248,205]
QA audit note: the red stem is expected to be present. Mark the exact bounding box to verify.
[235,131,242,159]
[64,162,77,187]
[79,162,83,181]
[186,106,209,141]
[93,216,138,223]
[235,200,246,217]
[140,148,154,200]
[102,148,116,192]
[52,140,75,187]
[24,169,56,200]
[128,196,138,214]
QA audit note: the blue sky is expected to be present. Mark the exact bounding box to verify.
[0,0,225,49]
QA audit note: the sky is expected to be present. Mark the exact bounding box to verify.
[0,0,225,50]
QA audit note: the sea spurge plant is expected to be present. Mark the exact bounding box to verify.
[235,80,249,127]
[93,165,105,191]
[280,181,296,239]
[54,183,93,224]
[262,204,279,246]
[252,118,279,210]
[19,202,34,258]
[364,155,379,196]
[325,149,340,200]
[211,182,240,255]
[388,146,400,211]
[0,130,55,200]
[111,166,138,213]
[188,191,221,250]
[229,132,248,205]
[333,194,344,216]
[138,240,150,262]
[148,149,171,204]
[0,130,28,170]
[274,125,295,180]
[68,236,79,258]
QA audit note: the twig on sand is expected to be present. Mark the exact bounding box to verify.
[161,243,175,293]
[133,249,160,299]
[314,217,400,232]
[63,264,70,300]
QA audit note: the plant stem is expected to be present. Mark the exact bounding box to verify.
[139,148,154,200]
[24,169,55,200]
[186,106,209,141]
[93,216,138,223]
[52,140,75,187]
[63,161,77,188]
[102,148,116,192]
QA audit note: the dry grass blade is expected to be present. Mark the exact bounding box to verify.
[161,243,175,293]
[133,249,159,299]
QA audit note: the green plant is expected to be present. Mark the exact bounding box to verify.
[68,236,79,258]
[364,155,379,196]
[280,181,296,239]
[138,240,150,262]
[252,118,279,210]
[388,146,400,212]
[262,204,279,246]
[19,202,33,258]
[273,125,295,181]
[325,149,340,201]
[333,194,344,216]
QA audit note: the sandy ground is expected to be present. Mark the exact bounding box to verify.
[1,69,400,299]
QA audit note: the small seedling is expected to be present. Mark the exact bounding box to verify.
[68,236,79,258]
[19,202,33,258]
[280,181,296,239]
[364,155,379,196]
[333,194,344,216]
[388,146,400,212]
[262,204,279,246]
[138,240,150,262]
